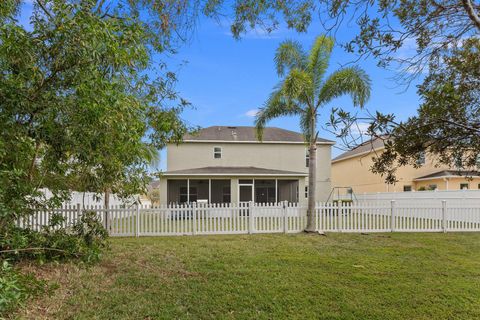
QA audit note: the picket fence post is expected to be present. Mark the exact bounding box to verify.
[135,204,140,237]
[76,203,81,224]
[338,200,343,232]
[390,200,396,232]
[248,201,254,234]
[283,201,288,234]
[442,200,447,233]
[192,202,197,236]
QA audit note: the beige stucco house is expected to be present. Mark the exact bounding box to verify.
[332,138,480,193]
[152,126,334,205]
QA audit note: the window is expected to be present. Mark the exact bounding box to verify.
[428,184,437,191]
[213,147,222,159]
[305,186,308,198]
[416,151,426,165]
[305,149,310,167]
[239,179,253,184]
[179,187,197,203]
[403,185,412,192]
[478,183,480,190]
[460,183,469,190]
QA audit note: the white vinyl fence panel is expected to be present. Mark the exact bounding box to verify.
[17,200,480,236]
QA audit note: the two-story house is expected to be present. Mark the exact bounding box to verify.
[332,138,480,193]
[153,126,334,204]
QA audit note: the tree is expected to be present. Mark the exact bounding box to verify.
[0,0,195,234]
[255,35,371,232]
[366,38,480,183]
[222,0,480,80]
[329,37,480,183]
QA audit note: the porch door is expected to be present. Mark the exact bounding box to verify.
[239,185,253,202]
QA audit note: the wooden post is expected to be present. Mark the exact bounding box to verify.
[390,200,396,232]
[135,204,140,237]
[442,200,447,233]
[248,201,254,234]
[192,202,197,236]
[283,201,288,234]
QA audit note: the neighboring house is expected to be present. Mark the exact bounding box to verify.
[153,126,334,204]
[332,138,480,193]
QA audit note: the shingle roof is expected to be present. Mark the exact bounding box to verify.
[183,126,334,144]
[414,170,480,180]
[163,166,308,176]
[332,137,386,162]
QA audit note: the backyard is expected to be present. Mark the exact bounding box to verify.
[12,232,480,319]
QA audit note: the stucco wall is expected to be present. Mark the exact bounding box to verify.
[165,141,332,202]
[167,142,312,172]
[331,150,479,193]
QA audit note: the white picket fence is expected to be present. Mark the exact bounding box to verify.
[17,200,480,236]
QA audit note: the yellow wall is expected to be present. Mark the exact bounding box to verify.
[331,149,480,193]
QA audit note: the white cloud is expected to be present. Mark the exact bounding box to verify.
[245,109,260,117]
[349,122,371,135]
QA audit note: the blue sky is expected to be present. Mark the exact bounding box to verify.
[18,3,422,171]
[164,16,422,169]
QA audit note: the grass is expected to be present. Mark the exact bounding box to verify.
[13,233,480,319]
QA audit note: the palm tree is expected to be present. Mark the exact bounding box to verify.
[255,35,371,232]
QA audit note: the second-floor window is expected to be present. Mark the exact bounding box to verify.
[213,147,222,159]
[305,149,310,167]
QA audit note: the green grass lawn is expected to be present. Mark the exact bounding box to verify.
[15,233,480,319]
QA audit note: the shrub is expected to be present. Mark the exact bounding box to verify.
[1,210,109,264]
[0,210,108,315]
[0,261,45,316]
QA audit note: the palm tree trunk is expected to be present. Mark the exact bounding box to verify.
[305,121,317,232]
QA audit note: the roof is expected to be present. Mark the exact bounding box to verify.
[332,137,386,162]
[162,166,308,177]
[183,126,334,144]
[414,170,480,181]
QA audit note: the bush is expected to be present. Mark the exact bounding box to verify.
[1,210,109,264]
[0,260,45,316]
[0,210,108,315]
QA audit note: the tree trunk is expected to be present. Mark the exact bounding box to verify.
[305,123,317,232]
[104,188,110,230]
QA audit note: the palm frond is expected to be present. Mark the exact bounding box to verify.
[274,40,308,77]
[317,66,371,108]
[255,89,304,141]
[281,69,314,104]
[307,35,334,91]
[140,143,160,168]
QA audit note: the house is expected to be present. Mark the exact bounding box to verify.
[332,138,480,193]
[153,126,334,204]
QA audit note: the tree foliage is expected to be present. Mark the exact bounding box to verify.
[330,38,480,183]
[222,0,480,79]
[256,35,370,231]
[370,38,480,183]
[0,0,197,232]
